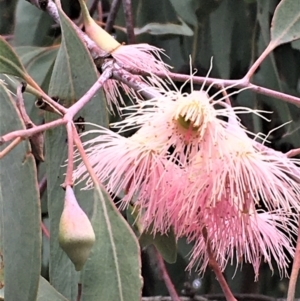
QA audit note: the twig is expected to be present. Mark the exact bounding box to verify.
[25,84,67,116]
[16,84,34,127]
[27,0,108,64]
[201,294,278,301]
[122,0,136,44]
[97,1,103,23]
[41,222,50,239]
[73,127,99,184]
[26,0,60,24]
[89,0,99,17]
[154,247,181,301]
[202,229,237,301]
[65,67,112,120]
[126,69,300,107]
[0,138,23,159]
[39,176,47,198]
[16,84,45,161]
[2,34,14,41]
[62,122,75,188]
[0,118,66,145]
[77,283,82,301]
[105,0,122,33]
[244,42,275,81]
[286,148,300,158]
[142,294,300,301]
[1,65,111,144]
[287,214,300,301]
[112,67,162,99]
[140,297,300,301]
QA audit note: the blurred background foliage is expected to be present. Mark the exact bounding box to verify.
[1,0,300,299]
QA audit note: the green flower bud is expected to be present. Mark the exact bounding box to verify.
[58,186,95,271]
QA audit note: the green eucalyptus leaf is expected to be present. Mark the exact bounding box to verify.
[291,39,300,51]
[0,36,27,79]
[81,184,142,301]
[135,0,179,27]
[139,227,177,264]
[45,5,108,299]
[210,0,234,78]
[126,205,177,264]
[37,277,69,301]
[13,1,54,47]
[169,0,199,26]
[15,46,58,125]
[133,18,193,36]
[270,0,300,47]
[0,82,41,301]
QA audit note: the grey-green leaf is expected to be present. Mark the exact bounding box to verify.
[139,228,177,264]
[0,82,41,301]
[270,0,300,47]
[37,277,69,301]
[169,0,199,26]
[81,184,142,301]
[45,5,108,300]
[210,0,235,79]
[0,36,27,79]
[15,46,58,125]
[133,18,193,36]
[13,1,54,47]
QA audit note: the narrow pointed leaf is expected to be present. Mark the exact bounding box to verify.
[127,206,177,264]
[13,1,54,47]
[0,36,27,79]
[210,0,235,78]
[37,277,69,301]
[45,6,108,299]
[15,46,58,125]
[132,18,193,36]
[270,0,300,47]
[0,82,41,301]
[81,184,142,301]
[139,228,177,264]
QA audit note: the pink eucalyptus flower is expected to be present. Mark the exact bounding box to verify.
[186,204,296,279]
[74,69,300,278]
[103,45,170,113]
[73,125,183,221]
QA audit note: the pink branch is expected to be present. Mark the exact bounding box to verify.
[202,229,237,301]
[154,247,181,301]
[63,122,75,188]
[0,138,22,159]
[66,67,112,120]
[287,215,300,301]
[0,118,66,145]
[41,222,50,239]
[124,68,300,107]
[244,42,275,81]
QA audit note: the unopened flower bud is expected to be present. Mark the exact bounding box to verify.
[58,186,95,271]
[78,0,120,53]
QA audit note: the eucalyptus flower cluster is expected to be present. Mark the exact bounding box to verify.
[74,71,300,278]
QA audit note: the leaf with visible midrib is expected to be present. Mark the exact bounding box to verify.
[44,4,108,300]
[81,184,142,301]
[0,36,27,79]
[270,0,300,47]
[0,82,41,301]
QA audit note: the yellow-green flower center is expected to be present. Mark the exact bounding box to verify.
[177,114,200,131]
[174,93,210,132]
